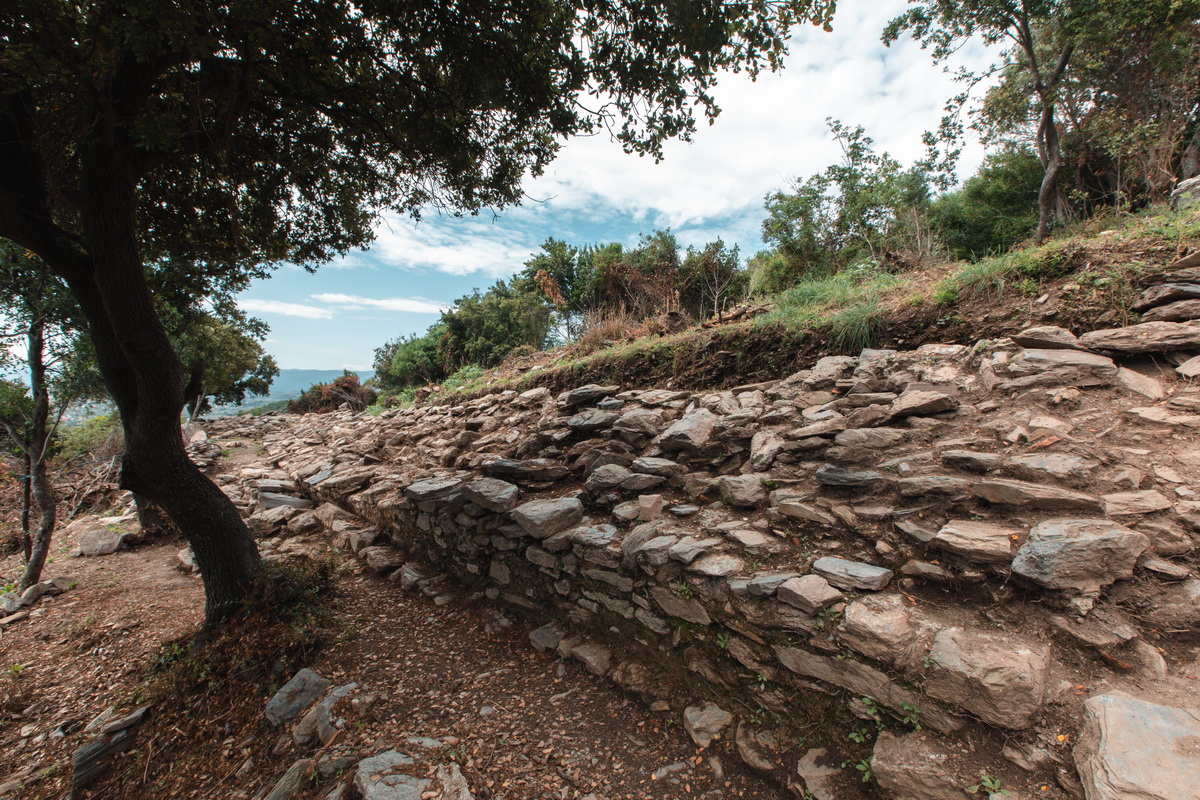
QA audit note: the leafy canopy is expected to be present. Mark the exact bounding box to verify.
[1,0,835,270]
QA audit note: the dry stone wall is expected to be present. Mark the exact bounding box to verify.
[209,313,1200,799]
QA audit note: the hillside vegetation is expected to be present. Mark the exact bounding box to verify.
[365,203,1200,406]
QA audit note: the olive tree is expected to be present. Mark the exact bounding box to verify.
[0,0,835,624]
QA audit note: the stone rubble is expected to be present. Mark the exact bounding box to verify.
[198,311,1200,800]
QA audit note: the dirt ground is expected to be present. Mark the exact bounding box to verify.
[0,515,784,799]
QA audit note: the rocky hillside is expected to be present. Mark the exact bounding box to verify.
[182,254,1200,800]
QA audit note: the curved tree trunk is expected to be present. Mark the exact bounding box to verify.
[19,318,56,591]
[44,142,262,624]
[1036,100,1064,245]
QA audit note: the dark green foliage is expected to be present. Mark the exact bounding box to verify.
[439,282,553,372]
[930,148,1043,260]
[373,326,448,391]
[1,0,835,623]
[680,239,747,320]
[759,120,935,290]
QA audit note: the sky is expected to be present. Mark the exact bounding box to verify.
[238,0,1004,371]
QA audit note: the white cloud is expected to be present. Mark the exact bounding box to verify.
[240,299,333,319]
[311,293,449,314]
[368,214,540,277]
[352,0,1004,276]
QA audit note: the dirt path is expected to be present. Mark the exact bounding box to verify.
[1,515,781,798]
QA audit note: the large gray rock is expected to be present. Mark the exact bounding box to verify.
[890,389,957,417]
[77,527,127,557]
[483,458,569,484]
[1002,348,1117,388]
[436,763,475,800]
[749,430,785,471]
[509,498,583,538]
[353,750,428,800]
[266,668,331,725]
[613,408,665,437]
[872,732,972,800]
[585,463,632,492]
[1012,519,1149,593]
[631,456,684,477]
[683,703,733,748]
[1012,325,1085,350]
[838,594,915,662]
[1171,175,1200,210]
[563,384,620,407]
[658,408,717,451]
[460,478,520,513]
[973,478,1102,512]
[567,407,619,433]
[718,474,768,507]
[811,557,893,591]
[1142,299,1200,323]
[650,585,711,625]
[924,627,1049,729]
[777,574,842,613]
[1079,321,1200,353]
[1075,692,1200,800]
[932,520,1018,564]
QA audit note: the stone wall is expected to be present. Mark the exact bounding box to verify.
[209,314,1200,799]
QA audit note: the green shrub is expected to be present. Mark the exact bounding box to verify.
[54,412,123,464]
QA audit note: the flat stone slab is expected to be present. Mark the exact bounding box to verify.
[403,478,462,502]
[509,498,583,538]
[1142,298,1200,323]
[266,668,331,725]
[77,527,127,557]
[814,465,886,489]
[353,750,427,800]
[924,627,1049,729]
[1002,348,1117,388]
[890,389,957,417]
[973,478,1102,512]
[649,585,711,625]
[932,520,1017,564]
[777,574,842,613]
[811,557,893,591]
[483,458,569,484]
[683,703,733,748]
[1011,325,1085,350]
[460,478,520,513]
[1102,490,1173,516]
[1079,320,1200,353]
[1075,692,1200,800]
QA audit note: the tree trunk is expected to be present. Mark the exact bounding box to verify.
[20,448,31,561]
[19,318,56,590]
[1035,100,1064,245]
[46,143,262,624]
